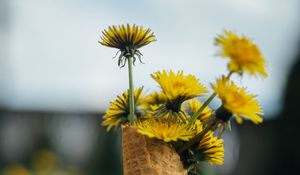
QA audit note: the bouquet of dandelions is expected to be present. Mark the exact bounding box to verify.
[99,24,267,175]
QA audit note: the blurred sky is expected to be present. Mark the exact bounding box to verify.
[0,0,299,117]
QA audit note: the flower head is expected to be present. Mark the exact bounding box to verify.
[99,24,156,67]
[135,117,202,142]
[196,131,224,165]
[212,77,263,124]
[102,87,145,131]
[150,70,207,122]
[151,70,207,102]
[215,30,267,77]
[188,99,212,122]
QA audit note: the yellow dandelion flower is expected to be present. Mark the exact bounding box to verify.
[196,131,224,165]
[212,77,263,124]
[215,30,267,77]
[151,70,208,122]
[135,117,202,142]
[99,24,156,67]
[102,87,145,131]
[188,99,212,122]
[151,70,207,101]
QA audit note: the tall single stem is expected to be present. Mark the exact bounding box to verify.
[189,71,233,125]
[128,57,136,125]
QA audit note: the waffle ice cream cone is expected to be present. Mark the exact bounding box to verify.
[122,125,187,175]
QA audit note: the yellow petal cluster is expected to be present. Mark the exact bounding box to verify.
[101,87,145,131]
[197,131,224,165]
[99,24,156,51]
[151,70,208,102]
[135,117,202,142]
[212,77,263,124]
[215,30,267,77]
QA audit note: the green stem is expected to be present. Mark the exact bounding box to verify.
[128,57,136,125]
[189,93,217,125]
[189,71,233,125]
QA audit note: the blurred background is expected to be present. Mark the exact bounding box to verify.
[0,0,299,174]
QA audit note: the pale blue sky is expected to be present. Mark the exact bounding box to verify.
[1,0,299,118]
